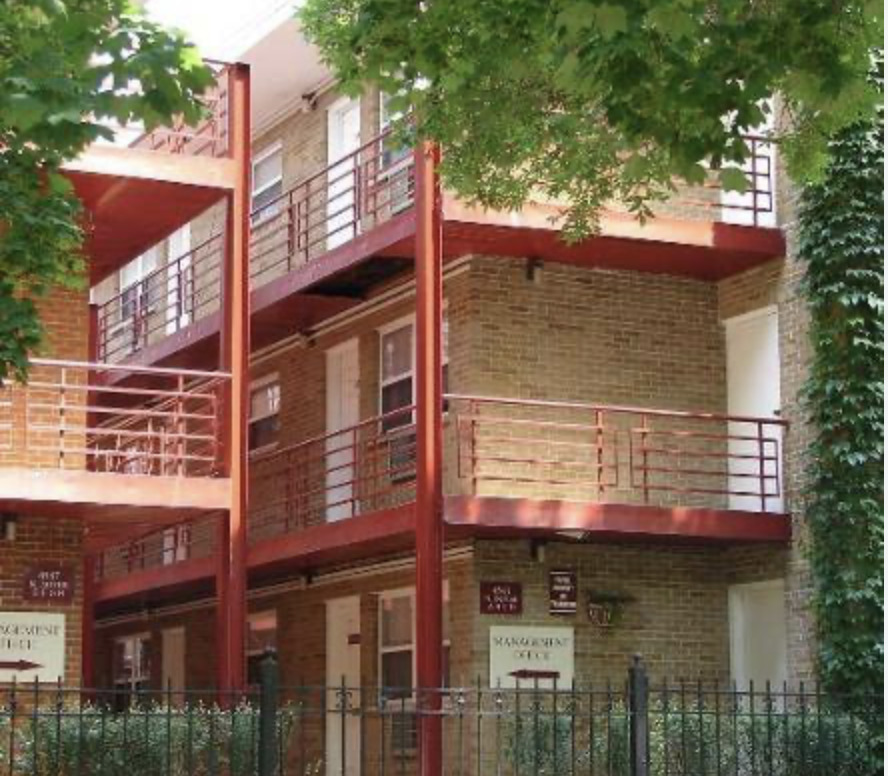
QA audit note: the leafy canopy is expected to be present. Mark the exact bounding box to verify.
[301,0,881,237]
[0,0,213,381]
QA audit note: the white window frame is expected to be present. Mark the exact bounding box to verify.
[113,632,151,692]
[378,92,413,212]
[115,247,160,340]
[377,310,450,423]
[251,142,284,224]
[377,582,451,700]
[248,373,281,455]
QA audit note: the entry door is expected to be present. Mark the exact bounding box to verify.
[161,627,186,703]
[326,596,362,776]
[725,307,782,511]
[326,339,360,521]
[729,580,788,688]
[327,98,362,249]
[166,224,192,333]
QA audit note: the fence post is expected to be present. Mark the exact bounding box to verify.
[628,654,649,776]
[258,648,280,776]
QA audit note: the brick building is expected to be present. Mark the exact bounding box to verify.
[3,11,816,773]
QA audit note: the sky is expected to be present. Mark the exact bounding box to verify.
[144,0,298,60]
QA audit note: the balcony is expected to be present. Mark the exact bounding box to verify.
[63,62,243,287]
[94,132,783,370]
[93,395,789,605]
[0,359,231,537]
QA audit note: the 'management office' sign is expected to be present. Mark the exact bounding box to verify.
[489,625,574,689]
[0,612,66,682]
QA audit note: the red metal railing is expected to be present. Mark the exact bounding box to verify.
[249,129,415,288]
[93,394,785,584]
[94,513,219,583]
[249,404,418,541]
[128,61,231,158]
[96,130,414,362]
[94,131,776,363]
[0,359,229,476]
[97,234,225,363]
[450,395,785,513]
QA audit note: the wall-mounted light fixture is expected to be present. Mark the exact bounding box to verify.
[526,257,544,284]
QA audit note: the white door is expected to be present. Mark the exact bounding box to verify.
[326,339,360,521]
[166,224,192,333]
[729,580,788,689]
[161,627,186,702]
[725,307,782,511]
[327,98,362,249]
[326,596,361,776]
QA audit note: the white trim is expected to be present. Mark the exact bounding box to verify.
[248,373,281,454]
[721,304,778,328]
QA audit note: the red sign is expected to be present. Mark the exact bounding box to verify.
[480,581,523,615]
[549,570,577,615]
[22,565,75,604]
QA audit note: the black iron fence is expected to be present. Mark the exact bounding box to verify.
[0,657,880,775]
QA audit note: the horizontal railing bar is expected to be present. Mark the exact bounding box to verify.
[27,358,232,380]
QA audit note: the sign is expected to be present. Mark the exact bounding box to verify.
[23,565,75,604]
[489,625,574,689]
[0,612,66,682]
[480,581,523,615]
[549,570,577,615]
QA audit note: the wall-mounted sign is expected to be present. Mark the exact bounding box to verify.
[23,565,75,604]
[0,612,66,682]
[489,625,574,689]
[587,603,614,628]
[480,582,523,615]
[549,570,577,615]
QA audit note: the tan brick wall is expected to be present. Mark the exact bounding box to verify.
[0,515,84,685]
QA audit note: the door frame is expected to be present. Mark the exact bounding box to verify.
[325,595,362,776]
[728,578,788,687]
[326,96,362,248]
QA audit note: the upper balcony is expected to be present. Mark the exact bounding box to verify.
[94,130,784,370]
[0,358,231,548]
[92,393,789,607]
[63,62,241,289]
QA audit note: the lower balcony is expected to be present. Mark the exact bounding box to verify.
[93,394,789,606]
[0,358,231,547]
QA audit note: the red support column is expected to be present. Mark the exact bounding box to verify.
[217,62,252,694]
[414,141,444,776]
[81,554,95,688]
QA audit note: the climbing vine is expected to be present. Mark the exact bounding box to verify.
[798,58,883,697]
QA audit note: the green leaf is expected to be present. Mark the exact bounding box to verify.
[719,167,749,193]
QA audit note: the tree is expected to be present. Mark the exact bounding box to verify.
[0,0,214,382]
[301,0,881,238]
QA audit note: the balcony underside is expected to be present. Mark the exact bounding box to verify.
[93,495,790,610]
[64,149,233,285]
[0,467,229,546]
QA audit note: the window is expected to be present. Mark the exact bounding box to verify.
[247,611,278,685]
[379,316,450,433]
[378,584,451,697]
[249,375,281,452]
[162,524,190,565]
[118,248,159,324]
[379,93,412,212]
[251,144,283,223]
[113,633,150,707]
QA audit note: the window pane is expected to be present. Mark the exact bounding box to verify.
[382,378,412,418]
[381,650,412,695]
[249,415,280,450]
[247,611,277,652]
[381,325,412,381]
[253,150,282,192]
[252,180,282,214]
[381,595,412,647]
[251,382,280,419]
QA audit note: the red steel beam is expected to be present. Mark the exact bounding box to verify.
[413,141,444,776]
[217,61,251,694]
